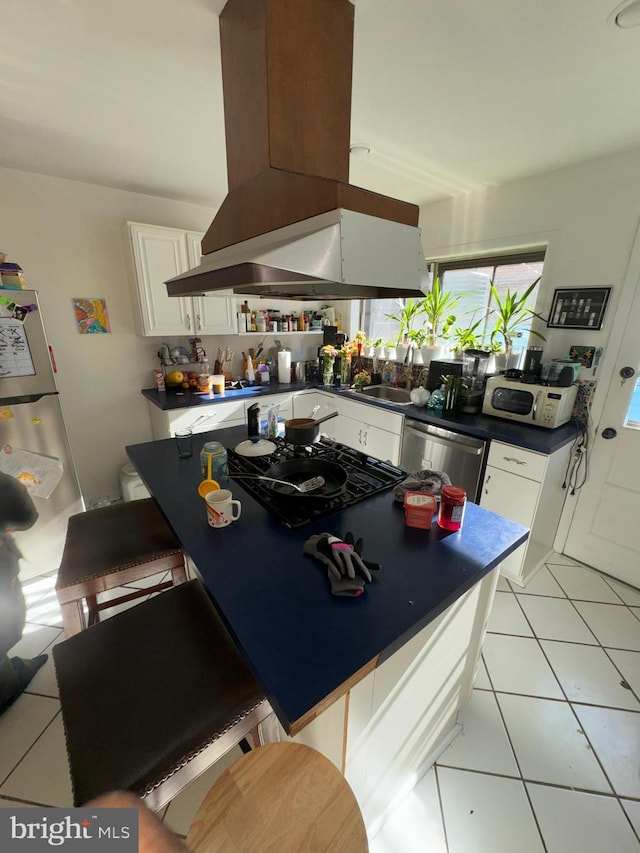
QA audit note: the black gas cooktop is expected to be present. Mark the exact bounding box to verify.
[228,437,406,529]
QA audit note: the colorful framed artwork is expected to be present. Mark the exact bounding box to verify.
[547,287,611,330]
[73,298,111,334]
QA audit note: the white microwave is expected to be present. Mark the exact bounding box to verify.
[482,377,578,428]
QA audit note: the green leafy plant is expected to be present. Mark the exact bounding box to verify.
[489,277,546,353]
[421,276,460,346]
[385,298,425,342]
[450,316,485,352]
[408,328,428,347]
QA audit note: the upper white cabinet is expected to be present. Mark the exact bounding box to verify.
[127,222,237,337]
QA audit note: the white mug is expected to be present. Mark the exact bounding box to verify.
[206,489,241,528]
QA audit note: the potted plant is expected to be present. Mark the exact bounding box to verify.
[450,316,485,357]
[489,277,546,370]
[408,327,428,364]
[385,339,398,361]
[372,337,386,359]
[421,276,460,361]
[386,298,424,340]
[386,297,425,361]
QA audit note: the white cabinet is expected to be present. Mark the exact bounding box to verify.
[293,392,402,464]
[480,440,571,586]
[329,396,403,465]
[292,391,335,420]
[147,399,247,439]
[146,392,295,440]
[127,222,237,337]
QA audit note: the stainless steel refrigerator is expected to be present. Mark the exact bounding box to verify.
[0,290,83,580]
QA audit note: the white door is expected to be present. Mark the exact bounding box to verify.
[563,227,640,588]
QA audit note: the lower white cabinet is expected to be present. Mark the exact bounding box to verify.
[146,392,294,440]
[147,399,246,439]
[480,440,571,586]
[293,391,402,464]
[330,397,403,465]
[271,568,499,832]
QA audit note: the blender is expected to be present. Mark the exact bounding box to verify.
[460,349,491,413]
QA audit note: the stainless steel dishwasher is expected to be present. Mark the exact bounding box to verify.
[400,420,488,503]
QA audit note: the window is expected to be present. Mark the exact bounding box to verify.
[360,250,546,349]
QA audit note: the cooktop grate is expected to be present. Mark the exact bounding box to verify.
[227,437,406,529]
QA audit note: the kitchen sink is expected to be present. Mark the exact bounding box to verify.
[357,385,413,405]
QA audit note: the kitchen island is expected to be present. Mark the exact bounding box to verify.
[127,424,528,829]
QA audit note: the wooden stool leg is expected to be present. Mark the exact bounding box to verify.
[60,600,87,638]
[170,561,188,586]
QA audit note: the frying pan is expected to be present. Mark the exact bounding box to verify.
[284,411,339,445]
[252,458,347,499]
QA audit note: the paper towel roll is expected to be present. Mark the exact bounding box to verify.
[278,350,291,384]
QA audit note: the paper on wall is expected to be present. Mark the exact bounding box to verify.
[0,318,35,378]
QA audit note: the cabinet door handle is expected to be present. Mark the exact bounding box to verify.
[358,429,363,443]
[196,314,202,331]
[503,456,526,465]
[185,313,192,331]
[484,473,491,494]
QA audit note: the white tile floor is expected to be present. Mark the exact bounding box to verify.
[1,556,639,852]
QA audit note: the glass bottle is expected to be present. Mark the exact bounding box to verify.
[200,441,228,486]
[437,486,467,531]
[427,384,445,412]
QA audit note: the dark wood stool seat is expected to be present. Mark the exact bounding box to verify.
[55,498,188,636]
[53,579,271,811]
[186,742,369,852]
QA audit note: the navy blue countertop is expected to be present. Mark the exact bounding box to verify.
[142,384,578,455]
[142,382,310,411]
[127,424,528,734]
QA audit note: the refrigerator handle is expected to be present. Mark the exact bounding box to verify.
[49,346,58,373]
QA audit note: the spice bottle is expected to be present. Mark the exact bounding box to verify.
[437,486,467,531]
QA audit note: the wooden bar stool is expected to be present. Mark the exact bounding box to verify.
[53,579,272,811]
[186,742,368,852]
[55,498,189,636]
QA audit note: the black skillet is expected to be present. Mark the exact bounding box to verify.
[261,457,348,499]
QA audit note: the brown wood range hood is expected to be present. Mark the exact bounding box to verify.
[166,0,428,301]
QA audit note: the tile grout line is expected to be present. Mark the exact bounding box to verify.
[431,765,451,853]
[491,584,636,809]
[0,707,62,793]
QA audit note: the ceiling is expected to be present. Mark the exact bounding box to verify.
[3,0,640,209]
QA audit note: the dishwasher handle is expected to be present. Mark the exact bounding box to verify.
[403,423,485,456]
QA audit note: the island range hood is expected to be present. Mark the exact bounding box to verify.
[167,0,428,301]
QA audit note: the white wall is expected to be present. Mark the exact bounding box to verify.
[0,166,217,501]
[419,146,640,424]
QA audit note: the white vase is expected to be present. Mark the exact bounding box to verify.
[412,347,424,365]
[421,345,444,365]
[386,346,397,361]
[375,345,387,359]
[363,345,374,357]
[492,348,522,373]
[396,344,408,363]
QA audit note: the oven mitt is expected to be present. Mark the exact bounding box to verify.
[303,532,380,597]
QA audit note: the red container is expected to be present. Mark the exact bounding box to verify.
[403,492,436,529]
[437,486,467,531]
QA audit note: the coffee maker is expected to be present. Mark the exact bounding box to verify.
[522,346,544,382]
[460,349,491,413]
